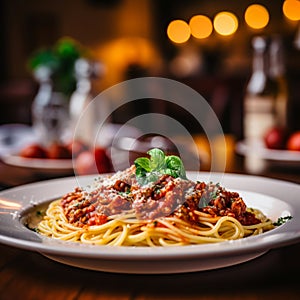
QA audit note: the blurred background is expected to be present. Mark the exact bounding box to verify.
[0,0,299,176]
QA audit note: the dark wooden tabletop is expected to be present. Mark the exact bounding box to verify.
[1,242,300,300]
[1,143,300,300]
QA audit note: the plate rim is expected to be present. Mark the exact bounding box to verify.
[236,140,300,161]
[2,153,74,170]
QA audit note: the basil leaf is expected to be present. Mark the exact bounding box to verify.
[166,155,186,178]
[136,171,159,186]
[134,148,187,186]
[134,157,151,172]
[163,168,179,178]
[148,148,166,171]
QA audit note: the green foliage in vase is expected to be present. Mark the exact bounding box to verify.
[28,37,90,96]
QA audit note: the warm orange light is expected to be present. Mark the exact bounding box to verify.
[0,198,21,209]
[189,15,213,39]
[94,37,162,89]
[213,12,238,36]
[167,19,191,44]
[283,0,300,21]
[245,4,270,29]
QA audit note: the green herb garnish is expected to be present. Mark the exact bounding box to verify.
[134,148,186,185]
[273,215,293,226]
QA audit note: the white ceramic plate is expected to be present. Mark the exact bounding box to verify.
[236,140,300,163]
[0,124,73,175]
[1,154,74,175]
[2,154,73,170]
[0,172,299,274]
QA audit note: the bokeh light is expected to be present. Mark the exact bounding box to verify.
[213,12,239,36]
[189,15,213,39]
[167,19,191,44]
[244,4,270,29]
[283,0,300,21]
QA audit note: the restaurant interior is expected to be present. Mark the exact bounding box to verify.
[1,0,300,176]
[1,0,299,131]
[0,0,299,183]
[1,1,300,299]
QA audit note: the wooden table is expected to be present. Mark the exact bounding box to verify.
[1,150,300,300]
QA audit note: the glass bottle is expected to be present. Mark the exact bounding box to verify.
[69,58,108,146]
[244,36,277,142]
[31,66,70,146]
[69,58,94,145]
[269,35,288,129]
[243,36,277,173]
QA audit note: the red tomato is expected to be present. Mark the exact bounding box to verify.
[66,140,89,158]
[20,144,48,158]
[286,131,300,151]
[74,147,111,175]
[47,143,72,159]
[94,147,112,173]
[264,127,287,150]
[75,150,98,175]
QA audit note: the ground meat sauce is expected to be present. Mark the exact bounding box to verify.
[61,185,132,227]
[60,166,261,227]
[177,181,261,226]
[132,175,195,220]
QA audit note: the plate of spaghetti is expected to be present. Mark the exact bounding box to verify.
[0,148,299,274]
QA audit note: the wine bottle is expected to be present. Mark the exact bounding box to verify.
[243,36,277,173]
[244,36,277,142]
[269,35,288,129]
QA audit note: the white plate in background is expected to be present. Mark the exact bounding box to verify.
[2,154,73,171]
[236,140,300,165]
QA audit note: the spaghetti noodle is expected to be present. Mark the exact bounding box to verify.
[35,164,275,246]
